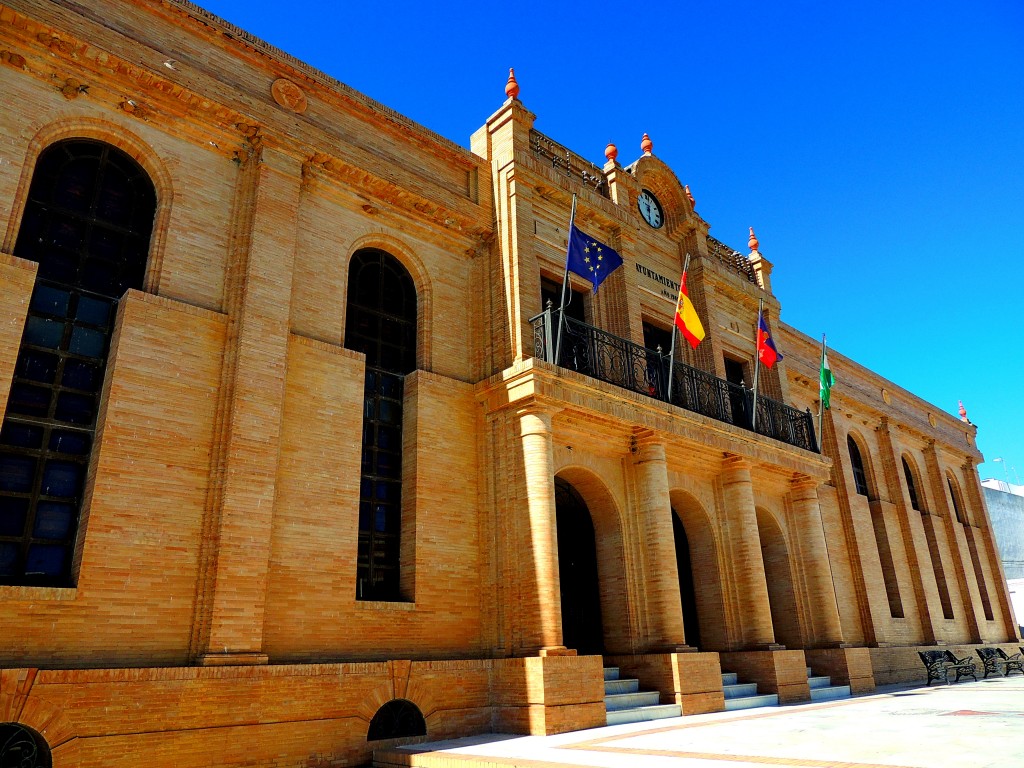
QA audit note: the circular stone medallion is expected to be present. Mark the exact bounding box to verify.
[271,78,307,114]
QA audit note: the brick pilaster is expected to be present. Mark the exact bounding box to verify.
[191,145,301,664]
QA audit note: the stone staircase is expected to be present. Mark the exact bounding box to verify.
[721,670,779,711]
[603,667,682,726]
[807,666,852,702]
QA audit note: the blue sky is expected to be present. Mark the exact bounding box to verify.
[198,0,1023,482]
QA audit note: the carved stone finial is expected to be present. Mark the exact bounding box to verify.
[748,226,760,253]
[640,132,653,155]
[684,184,696,209]
[958,400,970,423]
[605,142,618,162]
[505,68,520,100]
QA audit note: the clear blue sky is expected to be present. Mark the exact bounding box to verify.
[198,0,1023,482]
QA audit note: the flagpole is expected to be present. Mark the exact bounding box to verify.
[818,334,827,451]
[666,252,691,402]
[751,298,763,432]
[553,193,577,365]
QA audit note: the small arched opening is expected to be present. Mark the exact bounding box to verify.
[0,723,53,768]
[366,699,427,742]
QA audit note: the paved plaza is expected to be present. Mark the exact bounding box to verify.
[377,676,1024,768]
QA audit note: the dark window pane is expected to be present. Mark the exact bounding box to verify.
[32,502,75,539]
[377,426,399,451]
[54,392,95,425]
[24,543,68,577]
[76,295,112,326]
[380,374,401,399]
[23,316,65,349]
[69,325,106,357]
[17,350,59,384]
[48,430,91,455]
[0,543,20,575]
[61,359,101,390]
[0,422,44,449]
[358,501,371,529]
[374,505,388,532]
[375,481,392,500]
[0,455,37,493]
[48,217,86,250]
[80,262,122,296]
[52,157,98,212]
[379,401,399,425]
[8,383,51,417]
[0,497,29,536]
[40,460,82,498]
[36,250,78,283]
[30,285,71,317]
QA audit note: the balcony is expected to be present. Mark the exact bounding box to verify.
[530,307,818,453]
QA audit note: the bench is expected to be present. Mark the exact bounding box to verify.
[976,647,1023,678]
[918,650,977,685]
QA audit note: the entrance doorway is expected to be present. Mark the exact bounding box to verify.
[672,511,701,648]
[555,477,604,655]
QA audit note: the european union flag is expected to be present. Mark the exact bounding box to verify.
[566,224,623,293]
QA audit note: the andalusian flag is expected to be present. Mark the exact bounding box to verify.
[674,271,705,348]
[820,339,835,409]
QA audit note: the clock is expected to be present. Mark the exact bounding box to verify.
[638,189,664,228]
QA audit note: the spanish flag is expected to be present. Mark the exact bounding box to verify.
[674,271,705,349]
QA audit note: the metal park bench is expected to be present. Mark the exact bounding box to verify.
[918,650,977,685]
[976,647,1024,678]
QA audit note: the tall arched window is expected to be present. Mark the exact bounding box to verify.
[0,139,155,586]
[344,248,416,601]
[847,435,869,497]
[902,457,921,511]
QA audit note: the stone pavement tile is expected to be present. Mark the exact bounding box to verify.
[377,677,1024,768]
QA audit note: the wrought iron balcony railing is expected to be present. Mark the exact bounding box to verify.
[530,307,818,453]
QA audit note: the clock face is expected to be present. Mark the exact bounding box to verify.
[638,189,664,228]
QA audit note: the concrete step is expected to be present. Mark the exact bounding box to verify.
[603,667,619,681]
[604,691,662,711]
[721,672,738,686]
[604,678,640,695]
[808,675,833,689]
[723,693,779,711]
[722,682,759,699]
[606,703,682,726]
[810,684,852,702]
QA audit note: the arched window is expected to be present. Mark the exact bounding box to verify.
[946,476,963,524]
[902,457,921,511]
[847,435,869,497]
[0,139,155,586]
[344,248,416,601]
[366,699,426,741]
[0,722,52,767]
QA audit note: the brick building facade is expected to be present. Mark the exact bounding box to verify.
[0,1,1019,765]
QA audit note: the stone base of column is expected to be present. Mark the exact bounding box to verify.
[606,652,725,715]
[805,647,875,694]
[720,650,810,704]
[493,654,605,735]
[196,652,269,666]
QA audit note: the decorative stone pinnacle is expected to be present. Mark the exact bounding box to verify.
[958,400,969,422]
[605,142,618,162]
[640,133,653,155]
[748,226,760,253]
[684,184,696,210]
[505,68,520,100]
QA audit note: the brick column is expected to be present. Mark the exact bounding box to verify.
[192,144,300,664]
[518,405,568,653]
[718,455,777,648]
[789,476,845,647]
[632,439,688,650]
